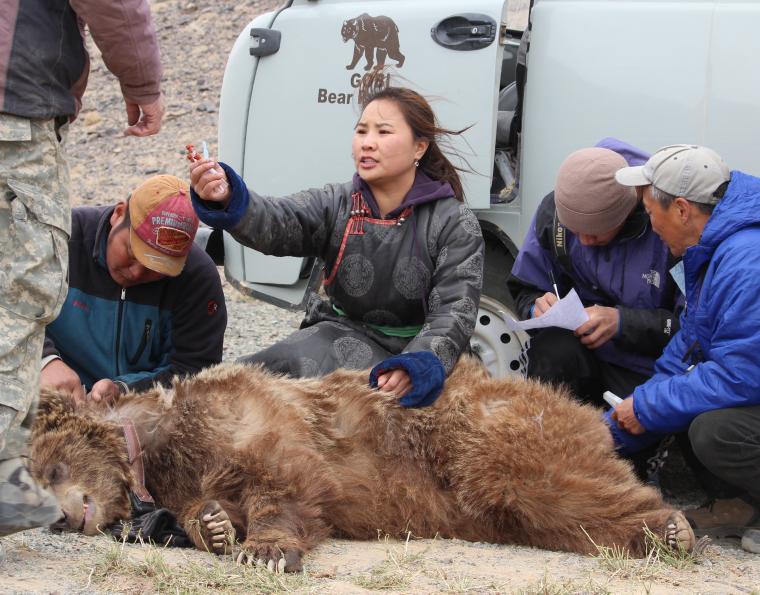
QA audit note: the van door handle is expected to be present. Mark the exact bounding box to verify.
[431,14,497,51]
[448,24,493,38]
[250,28,281,57]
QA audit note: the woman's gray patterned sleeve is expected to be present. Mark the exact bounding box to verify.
[405,203,484,373]
[228,183,348,259]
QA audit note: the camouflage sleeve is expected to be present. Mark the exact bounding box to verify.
[404,203,484,374]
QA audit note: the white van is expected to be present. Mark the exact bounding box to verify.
[213,0,760,377]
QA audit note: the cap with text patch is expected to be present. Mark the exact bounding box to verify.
[129,175,199,277]
[615,144,730,205]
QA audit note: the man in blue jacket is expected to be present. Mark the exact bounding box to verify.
[39,175,226,405]
[509,139,682,408]
[611,145,760,554]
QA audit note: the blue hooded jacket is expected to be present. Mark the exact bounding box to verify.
[632,171,760,433]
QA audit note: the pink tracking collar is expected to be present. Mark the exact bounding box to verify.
[120,417,155,504]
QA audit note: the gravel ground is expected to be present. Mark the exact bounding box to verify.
[219,271,302,361]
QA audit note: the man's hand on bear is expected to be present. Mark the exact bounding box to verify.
[40,359,86,406]
[88,379,122,406]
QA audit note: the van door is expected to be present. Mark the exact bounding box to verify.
[219,0,508,308]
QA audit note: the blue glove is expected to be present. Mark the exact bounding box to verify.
[190,162,249,229]
[369,351,445,408]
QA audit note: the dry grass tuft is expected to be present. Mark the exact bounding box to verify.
[515,572,612,595]
[353,532,425,590]
[641,526,710,570]
[87,532,311,594]
[428,566,504,594]
[582,523,712,587]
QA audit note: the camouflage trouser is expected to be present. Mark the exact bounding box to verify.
[0,114,70,459]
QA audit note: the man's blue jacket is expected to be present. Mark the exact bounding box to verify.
[632,171,760,433]
[42,206,226,392]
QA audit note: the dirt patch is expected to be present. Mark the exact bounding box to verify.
[3,527,759,594]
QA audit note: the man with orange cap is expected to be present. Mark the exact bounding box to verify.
[39,175,226,405]
[509,139,682,411]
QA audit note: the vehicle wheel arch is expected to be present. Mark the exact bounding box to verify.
[469,219,529,378]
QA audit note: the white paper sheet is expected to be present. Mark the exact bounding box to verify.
[504,288,589,331]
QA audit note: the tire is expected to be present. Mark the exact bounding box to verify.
[470,239,530,378]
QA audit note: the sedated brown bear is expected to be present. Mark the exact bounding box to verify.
[29,358,695,572]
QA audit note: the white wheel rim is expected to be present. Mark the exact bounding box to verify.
[470,296,530,378]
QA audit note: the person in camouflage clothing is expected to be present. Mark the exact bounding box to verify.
[191,87,484,407]
[0,0,164,544]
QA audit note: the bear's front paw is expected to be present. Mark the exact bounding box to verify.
[190,500,235,554]
[236,542,303,573]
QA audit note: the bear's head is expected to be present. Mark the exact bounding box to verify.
[341,19,358,42]
[29,389,134,536]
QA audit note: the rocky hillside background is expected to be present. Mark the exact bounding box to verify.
[68,0,280,206]
[68,0,529,206]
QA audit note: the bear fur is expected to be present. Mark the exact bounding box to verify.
[29,358,693,571]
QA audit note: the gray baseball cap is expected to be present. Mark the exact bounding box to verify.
[615,144,730,204]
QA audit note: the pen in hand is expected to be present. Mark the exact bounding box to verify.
[550,270,560,300]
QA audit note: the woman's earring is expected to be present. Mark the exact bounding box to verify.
[414,160,419,167]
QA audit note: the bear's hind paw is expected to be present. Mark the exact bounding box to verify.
[665,511,696,552]
[237,543,303,573]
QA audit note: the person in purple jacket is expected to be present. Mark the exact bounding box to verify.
[508,139,682,410]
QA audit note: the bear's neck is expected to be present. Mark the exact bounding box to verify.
[105,389,174,457]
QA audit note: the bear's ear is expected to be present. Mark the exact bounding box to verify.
[44,462,70,485]
[33,388,76,432]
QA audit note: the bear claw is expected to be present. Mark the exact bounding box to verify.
[664,511,696,552]
[236,544,302,573]
[199,500,235,553]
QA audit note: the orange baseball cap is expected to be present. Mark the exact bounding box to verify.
[129,175,199,277]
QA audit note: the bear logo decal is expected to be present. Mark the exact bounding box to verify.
[342,14,405,71]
